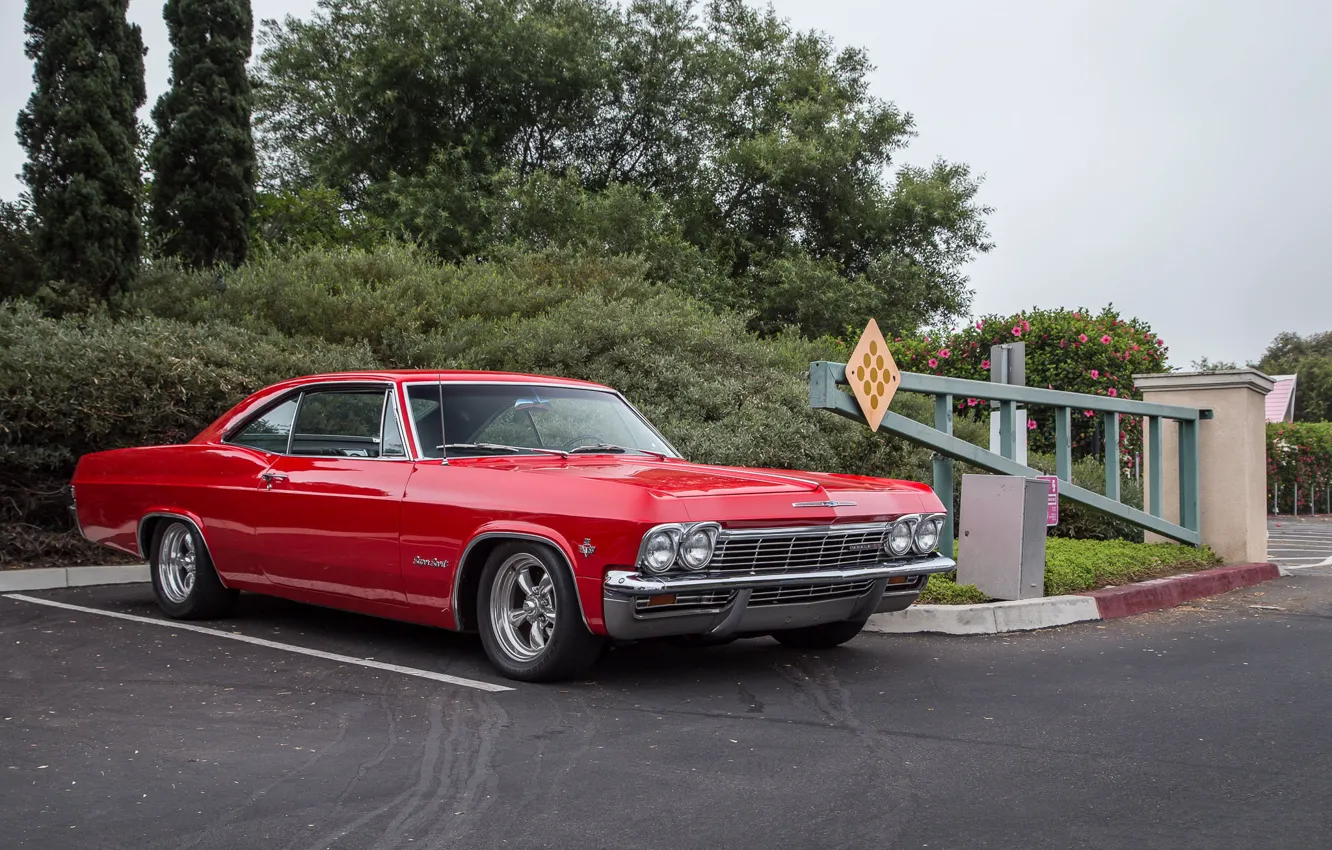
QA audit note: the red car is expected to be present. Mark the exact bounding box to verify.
[71,371,954,681]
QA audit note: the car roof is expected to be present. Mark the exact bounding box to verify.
[296,370,614,391]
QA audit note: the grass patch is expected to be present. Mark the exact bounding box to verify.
[918,539,1222,604]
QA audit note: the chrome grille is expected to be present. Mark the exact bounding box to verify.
[748,580,876,606]
[710,524,887,574]
[633,590,735,615]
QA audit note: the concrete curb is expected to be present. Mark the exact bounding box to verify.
[1080,563,1280,620]
[865,562,1282,635]
[0,564,149,592]
[865,595,1100,635]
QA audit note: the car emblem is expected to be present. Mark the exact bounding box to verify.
[791,500,857,508]
[579,539,596,557]
[412,555,449,569]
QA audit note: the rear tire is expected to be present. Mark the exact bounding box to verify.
[477,542,603,682]
[772,617,868,650]
[150,520,237,620]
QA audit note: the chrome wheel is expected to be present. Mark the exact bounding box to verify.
[489,552,556,662]
[157,524,197,604]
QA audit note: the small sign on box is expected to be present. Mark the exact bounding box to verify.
[1036,475,1059,526]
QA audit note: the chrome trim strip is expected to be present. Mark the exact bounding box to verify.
[604,555,956,594]
[68,485,84,538]
[717,521,890,540]
[452,532,593,631]
[136,512,230,589]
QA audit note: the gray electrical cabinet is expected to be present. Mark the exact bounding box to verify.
[957,475,1048,600]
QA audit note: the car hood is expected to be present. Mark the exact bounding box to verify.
[445,455,940,522]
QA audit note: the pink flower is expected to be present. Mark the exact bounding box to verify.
[1085,410,1095,418]
[967,398,978,407]
[1156,338,1164,346]
[1027,419,1037,430]
[1078,333,1089,343]
[939,349,951,359]
[928,358,938,368]
[1059,340,1067,349]
[975,321,983,330]
[923,336,931,343]
[1108,388,1118,397]
[981,359,990,369]
[1145,332,1154,341]
[1100,335,1112,344]
[1073,312,1082,319]
[1012,326,1022,337]
[1021,319,1031,332]
[1090,369,1100,379]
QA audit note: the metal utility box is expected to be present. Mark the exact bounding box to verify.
[957,475,1049,600]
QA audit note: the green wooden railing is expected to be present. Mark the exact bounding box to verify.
[809,361,1210,546]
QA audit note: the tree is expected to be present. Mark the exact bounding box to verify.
[0,198,43,299]
[149,0,256,267]
[1258,331,1332,422]
[252,0,991,338]
[17,0,146,302]
[1190,356,1238,372]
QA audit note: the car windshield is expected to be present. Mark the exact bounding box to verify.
[406,383,679,460]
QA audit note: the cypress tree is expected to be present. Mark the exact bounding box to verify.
[17,0,146,301]
[149,0,255,268]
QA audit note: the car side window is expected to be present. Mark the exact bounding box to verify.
[406,384,445,459]
[227,397,299,453]
[291,390,389,458]
[381,396,408,458]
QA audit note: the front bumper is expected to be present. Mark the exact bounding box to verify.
[601,555,955,640]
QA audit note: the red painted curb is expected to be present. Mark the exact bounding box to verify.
[1079,563,1281,620]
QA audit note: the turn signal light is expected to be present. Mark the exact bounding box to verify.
[645,594,678,607]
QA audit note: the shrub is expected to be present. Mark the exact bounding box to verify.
[917,539,1219,603]
[1267,422,1332,514]
[0,300,372,532]
[5,246,955,564]
[1043,539,1219,595]
[832,306,1170,470]
[119,245,941,478]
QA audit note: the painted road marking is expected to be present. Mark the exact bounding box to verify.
[3,594,515,693]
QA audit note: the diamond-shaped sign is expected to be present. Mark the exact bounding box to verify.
[846,319,900,431]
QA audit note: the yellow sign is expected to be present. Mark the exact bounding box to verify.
[846,318,900,431]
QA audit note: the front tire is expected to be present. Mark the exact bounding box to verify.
[772,617,868,650]
[477,543,603,682]
[150,520,237,619]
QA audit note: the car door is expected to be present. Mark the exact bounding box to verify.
[253,383,413,604]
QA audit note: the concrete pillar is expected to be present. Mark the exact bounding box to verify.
[1136,370,1274,564]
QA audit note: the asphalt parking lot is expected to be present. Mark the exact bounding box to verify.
[1267,515,1332,568]
[3,574,1332,850]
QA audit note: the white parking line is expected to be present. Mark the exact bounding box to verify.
[3,594,515,693]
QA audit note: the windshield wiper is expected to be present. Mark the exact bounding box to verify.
[441,443,569,458]
[567,443,669,460]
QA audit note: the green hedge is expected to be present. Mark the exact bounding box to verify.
[3,246,949,562]
[1267,422,1332,514]
[917,539,1219,604]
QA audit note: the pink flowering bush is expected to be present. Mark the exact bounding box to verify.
[832,306,1169,464]
[1268,423,1332,514]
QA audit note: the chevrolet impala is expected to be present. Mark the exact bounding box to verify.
[71,371,955,681]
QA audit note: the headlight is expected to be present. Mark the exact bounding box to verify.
[913,517,941,554]
[641,528,680,573]
[679,524,718,570]
[886,520,914,556]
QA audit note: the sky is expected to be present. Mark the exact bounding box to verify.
[2,0,1329,369]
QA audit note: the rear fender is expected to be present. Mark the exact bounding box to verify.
[136,510,229,589]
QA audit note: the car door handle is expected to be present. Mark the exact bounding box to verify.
[260,471,289,490]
